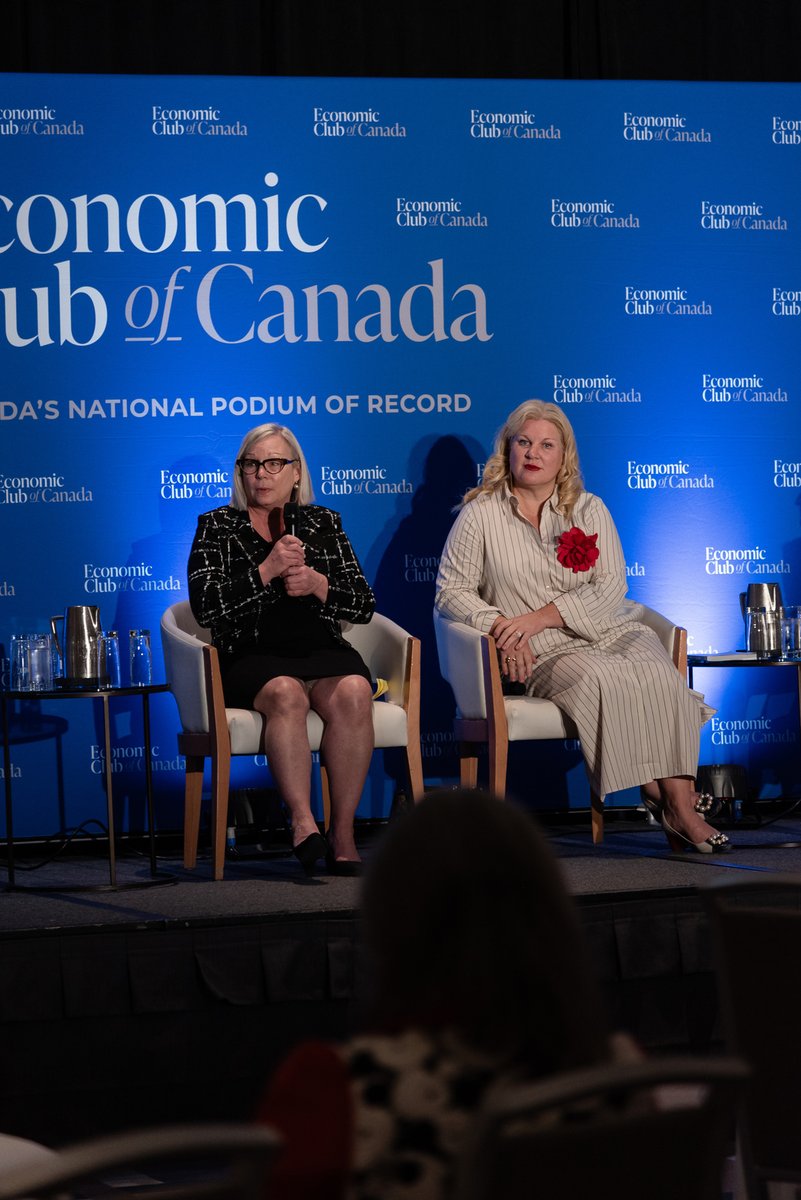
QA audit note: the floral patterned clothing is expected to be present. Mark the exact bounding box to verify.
[258,1028,641,1200]
[342,1029,503,1200]
[260,1029,534,1200]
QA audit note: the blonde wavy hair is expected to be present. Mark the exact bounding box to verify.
[462,400,584,519]
[229,423,315,511]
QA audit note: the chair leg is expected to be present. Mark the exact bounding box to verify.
[404,741,425,804]
[321,765,332,832]
[591,789,604,844]
[210,749,231,881]
[183,756,205,870]
[487,736,508,799]
[460,747,479,789]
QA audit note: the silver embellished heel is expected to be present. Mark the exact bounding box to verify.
[660,813,730,855]
[693,791,716,816]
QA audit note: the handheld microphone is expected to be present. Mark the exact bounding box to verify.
[283,502,299,538]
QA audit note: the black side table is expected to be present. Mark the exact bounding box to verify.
[687,653,801,740]
[1,683,172,890]
[688,653,801,841]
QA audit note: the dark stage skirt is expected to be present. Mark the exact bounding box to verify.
[222,644,371,709]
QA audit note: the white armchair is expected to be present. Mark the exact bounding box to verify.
[161,601,424,879]
[433,604,687,843]
[0,1123,280,1200]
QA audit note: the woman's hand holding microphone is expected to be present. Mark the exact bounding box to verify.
[260,536,329,602]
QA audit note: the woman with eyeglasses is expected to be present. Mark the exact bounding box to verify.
[188,423,375,875]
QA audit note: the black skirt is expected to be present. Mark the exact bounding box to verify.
[222,643,371,709]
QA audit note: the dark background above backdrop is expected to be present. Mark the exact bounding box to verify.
[4,0,801,83]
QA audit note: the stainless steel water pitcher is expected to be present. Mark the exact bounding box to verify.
[739,582,784,619]
[739,582,784,657]
[50,605,105,687]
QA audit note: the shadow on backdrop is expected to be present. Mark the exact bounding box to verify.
[369,434,483,788]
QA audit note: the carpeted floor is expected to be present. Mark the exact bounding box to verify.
[2,810,801,934]
[2,808,800,1148]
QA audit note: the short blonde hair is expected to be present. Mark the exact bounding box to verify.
[462,400,583,519]
[229,423,315,510]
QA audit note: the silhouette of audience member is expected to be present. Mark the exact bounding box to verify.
[258,788,635,1199]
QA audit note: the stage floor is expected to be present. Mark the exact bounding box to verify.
[1,810,800,1147]
[1,811,800,935]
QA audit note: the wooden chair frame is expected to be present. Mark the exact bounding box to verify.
[162,602,424,879]
[434,603,687,843]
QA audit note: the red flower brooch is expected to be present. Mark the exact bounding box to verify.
[556,527,600,573]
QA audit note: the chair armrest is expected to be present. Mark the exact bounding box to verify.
[160,611,211,734]
[638,603,688,677]
[342,612,415,706]
[433,610,490,721]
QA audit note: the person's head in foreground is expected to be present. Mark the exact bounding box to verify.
[361,787,611,1074]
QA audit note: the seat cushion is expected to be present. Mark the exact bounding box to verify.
[227,708,267,755]
[505,696,578,742]
[373,701,410,747]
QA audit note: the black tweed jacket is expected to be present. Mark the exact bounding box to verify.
[187,504,375,661]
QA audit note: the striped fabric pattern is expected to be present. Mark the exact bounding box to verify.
[435,487,709,796]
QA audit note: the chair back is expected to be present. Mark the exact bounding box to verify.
[342,611,411,704]
[0,1122,280,1200]
[161,600,213,734]
[432,608,490,720]
[703,876,801,1198]
[455,1056,747,1200]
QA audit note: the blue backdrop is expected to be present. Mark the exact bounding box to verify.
[2,74,800,836]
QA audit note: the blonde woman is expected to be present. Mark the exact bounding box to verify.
[435,400,727,854]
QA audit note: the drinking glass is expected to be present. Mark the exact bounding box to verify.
[129,629,152,687]
[28,634,53,691]
[50,634,62,683]
[749,610,781,660]
[100,631,121,688]
[10,634,32,691]
[781,610,801,661]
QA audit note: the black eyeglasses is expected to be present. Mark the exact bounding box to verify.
[237,457,299,476]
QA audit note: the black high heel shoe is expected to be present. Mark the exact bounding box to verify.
[325,851,363,877]
[293,832,328,875]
